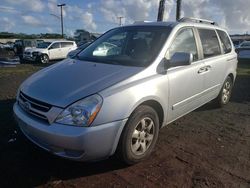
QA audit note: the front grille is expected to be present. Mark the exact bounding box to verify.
[19,92,51,112]
[18,91,52,122]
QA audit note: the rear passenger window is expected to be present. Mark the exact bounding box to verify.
[217,30,232,54]
[198,29,221,58]
[50,42,60,49]
[61,42,73,48]
[168,28,198,61]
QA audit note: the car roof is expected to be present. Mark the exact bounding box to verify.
[51,41,75,43]
[126,18,226,32]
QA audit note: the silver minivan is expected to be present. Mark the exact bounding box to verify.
[14,18,237,164]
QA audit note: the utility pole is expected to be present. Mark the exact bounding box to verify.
[117,16,124,26]
[176,0,182,21]
[57,3,66,38]
[157,0,165,21]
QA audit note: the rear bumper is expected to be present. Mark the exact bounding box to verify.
[13,103,127,161]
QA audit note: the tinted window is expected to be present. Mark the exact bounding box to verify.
[77,26,171,67]
[217,30,232,54]
[50,42,60,49]
[61,42,74,48]
[168,28,198,61]
[198,29,221,58]
[37,42,51,49]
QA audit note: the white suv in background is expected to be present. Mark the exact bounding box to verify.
[23,41,77,63]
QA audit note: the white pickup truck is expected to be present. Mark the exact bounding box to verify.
[23,41,77,63]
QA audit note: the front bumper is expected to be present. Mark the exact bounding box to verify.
[13,103,127,161]
[23,55,36,61]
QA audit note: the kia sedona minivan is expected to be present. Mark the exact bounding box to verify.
[14,17,237,164]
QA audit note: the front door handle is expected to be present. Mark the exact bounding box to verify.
[198,65,211,74]
[198,67,207,74]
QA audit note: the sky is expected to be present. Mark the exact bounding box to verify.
[0,0,250,36]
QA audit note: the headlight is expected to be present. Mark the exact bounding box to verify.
[55,94,102,127]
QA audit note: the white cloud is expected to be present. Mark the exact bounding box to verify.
[181,0,250,33]
[0,17,15,31]
[0,5,18,13]
[46,27,53,33]
[5,0,45,12]
[66,5,97,31]
[22,15,42,26]
[48,0,58,13]
[99,0,160,24]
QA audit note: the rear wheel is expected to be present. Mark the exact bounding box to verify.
[117,105,159,165]
[39,54,49,64]
[214,76,233,107]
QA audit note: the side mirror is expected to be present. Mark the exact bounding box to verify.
[48,46,53,50]
[167,52,193,68]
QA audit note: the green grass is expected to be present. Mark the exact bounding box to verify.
[0,64,47,78]
[237,63,250,76]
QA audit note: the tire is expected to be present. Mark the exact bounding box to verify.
[117,105,159,165]
[39,54,49,64]
[214,76,233,107]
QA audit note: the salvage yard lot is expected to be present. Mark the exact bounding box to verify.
[0,62,250,187]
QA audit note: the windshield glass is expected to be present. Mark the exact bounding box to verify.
[76,26,171,67]
[37,42,51,49]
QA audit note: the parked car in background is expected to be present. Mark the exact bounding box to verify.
[23,41,77,63]
[2,41,14,50]
[67,42,91,58]
[14,17,237,165]
[14,39,44,63]
[237,41,250,48]
[232,39,243,48]
[236,41,250,61]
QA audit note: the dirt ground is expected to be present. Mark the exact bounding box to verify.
[0,62,250,188]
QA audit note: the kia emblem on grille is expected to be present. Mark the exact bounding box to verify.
[24,102,31,111]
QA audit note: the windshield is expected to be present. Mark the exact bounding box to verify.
[76,26,171,67]
[37,42,51,49]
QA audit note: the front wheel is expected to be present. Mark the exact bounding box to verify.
[39,54,49,64]
[214,76,233,107]
[117,105,159,165]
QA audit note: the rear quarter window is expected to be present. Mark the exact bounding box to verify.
[198,29,221,58]
[61,42,74,48]
[217,30,232,54]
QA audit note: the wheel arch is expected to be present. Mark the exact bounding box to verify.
[138,100,165,128]
[228,73,234,84]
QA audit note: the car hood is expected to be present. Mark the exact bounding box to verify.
[67,49,80,58]
[20,59,143,107]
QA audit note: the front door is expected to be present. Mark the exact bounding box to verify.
[48,42,61,60]
[166,28,205,122]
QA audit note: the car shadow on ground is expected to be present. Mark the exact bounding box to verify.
[0,99,127,187]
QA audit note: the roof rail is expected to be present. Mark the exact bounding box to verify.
[133,21,153,24]
[178,17,218,26]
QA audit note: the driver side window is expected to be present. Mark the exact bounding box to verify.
[166,28,198,62]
